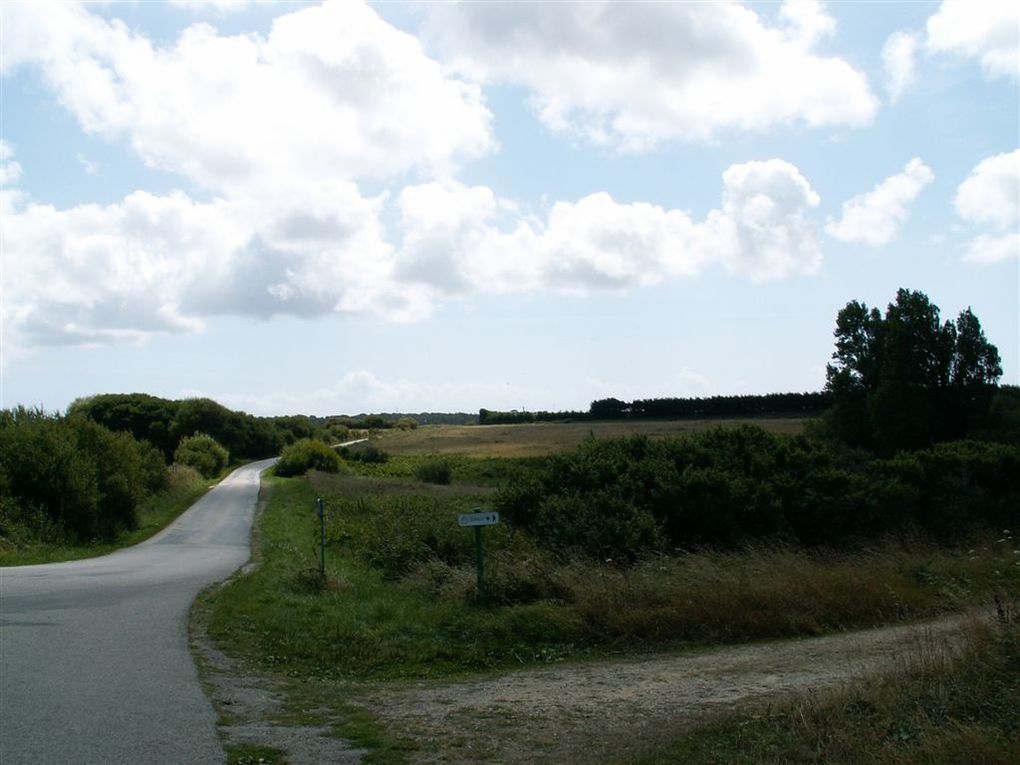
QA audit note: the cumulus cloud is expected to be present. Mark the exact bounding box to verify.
[2,149,825,349]
[396,159,822,293]
[0,140,23,186]
[955,149,1020,264]
[424,0,878,149]
[926,0,1019,79]
[825,158,935,245]
[0,156,433,349]
[1,0,493,192]
[883,31,919,102]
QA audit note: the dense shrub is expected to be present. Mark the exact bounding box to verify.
[495,428,1020,560]
[275,438,342,477]
[416,458,452,485]
[173,433,229,478]
[0,408,167,542]
[339,443,389,464]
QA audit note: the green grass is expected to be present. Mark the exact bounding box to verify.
[0,468,215,566]
[624,610,1020,765]
[200,468,1019,764]
[336,450,545,486]
[202,473,1019,684]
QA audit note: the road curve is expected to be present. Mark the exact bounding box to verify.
[0,459,275,765]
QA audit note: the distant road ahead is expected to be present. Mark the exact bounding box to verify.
[1,459,275,765]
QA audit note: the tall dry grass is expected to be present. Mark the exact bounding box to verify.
[628,602,1020,764]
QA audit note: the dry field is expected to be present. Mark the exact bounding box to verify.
[372,418,810,458]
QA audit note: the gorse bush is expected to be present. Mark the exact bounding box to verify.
[0,408,167,543]
[173,433,229,478]
[495,428,1020,560]
[274,438,342,477]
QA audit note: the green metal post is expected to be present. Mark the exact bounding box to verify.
[317,497,325,578]
[474,525,485,599]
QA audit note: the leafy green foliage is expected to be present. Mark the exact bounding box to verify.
[826,289,1002,452]
[69,392,312,461]
[0,408,167,543]
[274,438,342,477]
[495,429,1020,559]
[173,433,229,478]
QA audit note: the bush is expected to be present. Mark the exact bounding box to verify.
[275,438,342,477]
[0,408,168,542]
[339,443,389,464]
[495,429,1020,561]
[416,458,452,485]
[173,433,229,478]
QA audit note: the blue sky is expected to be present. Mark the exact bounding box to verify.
[1,0,1017,416]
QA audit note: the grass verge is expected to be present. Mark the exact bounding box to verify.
[202,473,1018,682]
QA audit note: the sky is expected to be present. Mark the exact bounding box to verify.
[0,0,1017,417]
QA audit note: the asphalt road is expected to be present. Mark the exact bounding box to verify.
[0,459,275,765]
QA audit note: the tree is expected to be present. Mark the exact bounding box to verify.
[952,308,1002,388]
[825,289,1002,452]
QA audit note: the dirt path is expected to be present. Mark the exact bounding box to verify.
[358,615,973,764]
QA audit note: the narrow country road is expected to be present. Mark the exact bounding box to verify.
[0,459,275,765]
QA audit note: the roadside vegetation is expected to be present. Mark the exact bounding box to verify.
[5,288,1018,761]
[197,288,1019,762]
[0,395,299,564]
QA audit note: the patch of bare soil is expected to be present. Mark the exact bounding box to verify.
[359,615,972,764]
[194,633,366,765]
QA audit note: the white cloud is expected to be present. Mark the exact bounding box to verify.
[825,158,935,245]
[424,0,878,149]
[963,232,1020,264]
[955,150,1020,229]
[396,159,822,293]
[1,0,494,192]
[926,0,1019,79]
[956,149,1020,264]
[883,31,919,102]
[710,159,822,279]
[2,150,825,350]
[0,140,22,186]
[169,0,253,13]
[0,167,430,348]
[76,153,98,175]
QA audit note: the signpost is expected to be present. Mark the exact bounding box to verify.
[316,497,326,578]
[458,510,499,599]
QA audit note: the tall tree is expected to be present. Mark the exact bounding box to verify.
[825,289,1002,452]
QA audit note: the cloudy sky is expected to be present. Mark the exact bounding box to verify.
[1,0,1017,416]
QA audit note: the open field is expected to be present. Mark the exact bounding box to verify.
[372,418,810,457]
[198,470,1018,764]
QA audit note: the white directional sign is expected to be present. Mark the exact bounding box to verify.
[458,511,500,527]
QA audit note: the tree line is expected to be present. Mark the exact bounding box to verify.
[478,392,830,425]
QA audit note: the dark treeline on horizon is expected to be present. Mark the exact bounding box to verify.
[478,391,831,426]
